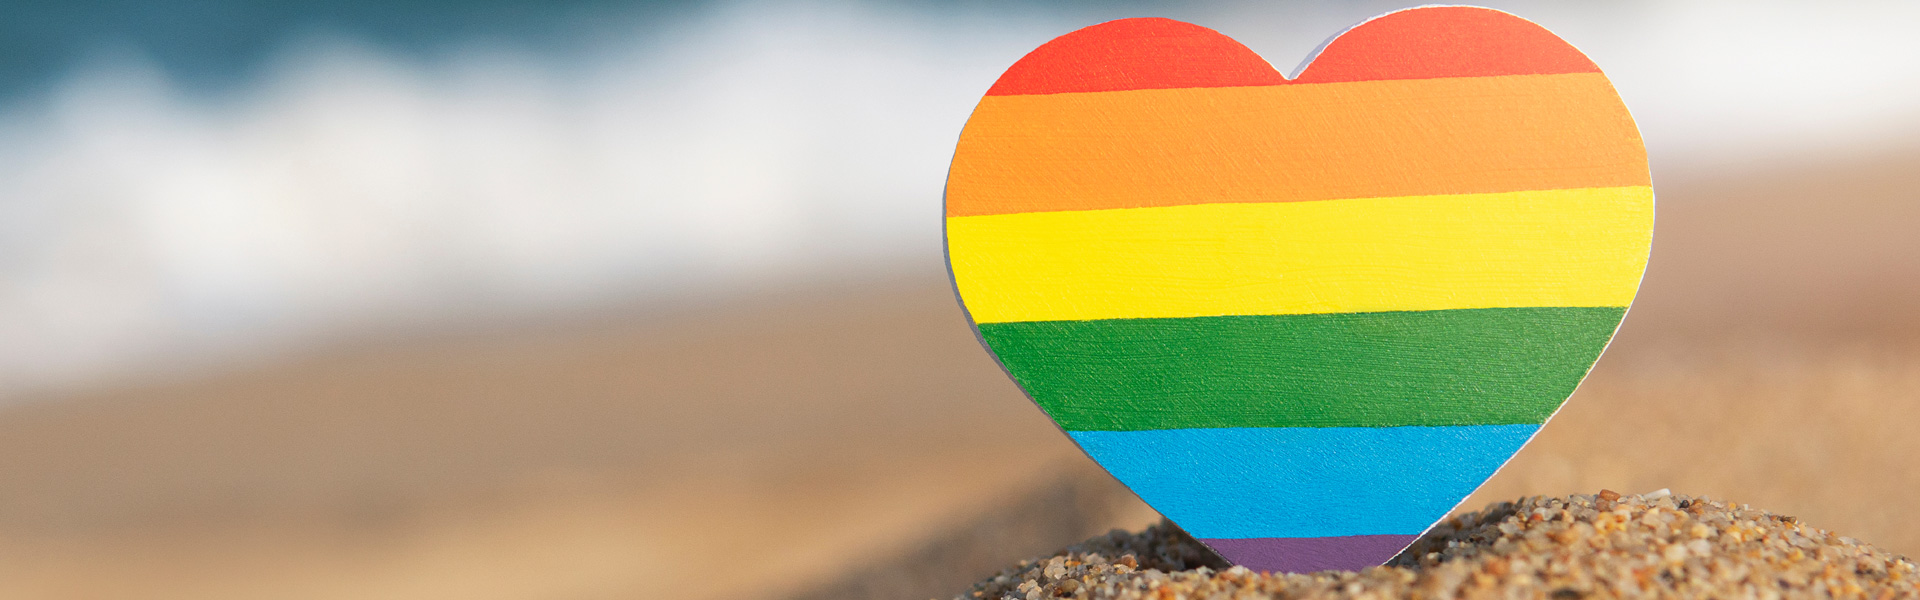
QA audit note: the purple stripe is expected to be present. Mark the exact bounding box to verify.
[1198,535,1419,573]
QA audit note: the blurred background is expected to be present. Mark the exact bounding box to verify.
[1,0,1918,598]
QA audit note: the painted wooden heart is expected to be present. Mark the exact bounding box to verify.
[944,7,1651,573]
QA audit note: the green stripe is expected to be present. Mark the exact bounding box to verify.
[976,307,1624,430]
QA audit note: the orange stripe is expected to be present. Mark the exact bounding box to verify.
[946,73,1646,218]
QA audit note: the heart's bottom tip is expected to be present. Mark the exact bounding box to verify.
[1197,534,1419,574]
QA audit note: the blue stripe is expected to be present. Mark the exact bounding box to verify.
[1069,425,1537,539]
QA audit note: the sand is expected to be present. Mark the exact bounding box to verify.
[0,278,1099,600]
[959,491,1919,600]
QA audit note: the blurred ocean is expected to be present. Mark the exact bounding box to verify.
[3,0,1919,400]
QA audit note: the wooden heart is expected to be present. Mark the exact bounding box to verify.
[944,7,1651,573]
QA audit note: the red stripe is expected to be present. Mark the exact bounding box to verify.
[984,8,1599,96]
[1296,7,1600,83]
[984,18,1285,96]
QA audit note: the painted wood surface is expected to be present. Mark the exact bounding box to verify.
[944,6,1652,574]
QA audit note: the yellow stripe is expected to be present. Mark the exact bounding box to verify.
[947,187,1653,324]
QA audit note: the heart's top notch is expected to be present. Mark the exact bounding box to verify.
[985,6,1600,96]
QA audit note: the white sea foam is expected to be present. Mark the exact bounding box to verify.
[0,0,1916,399]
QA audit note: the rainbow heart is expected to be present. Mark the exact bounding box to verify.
[944,7,1651,573]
